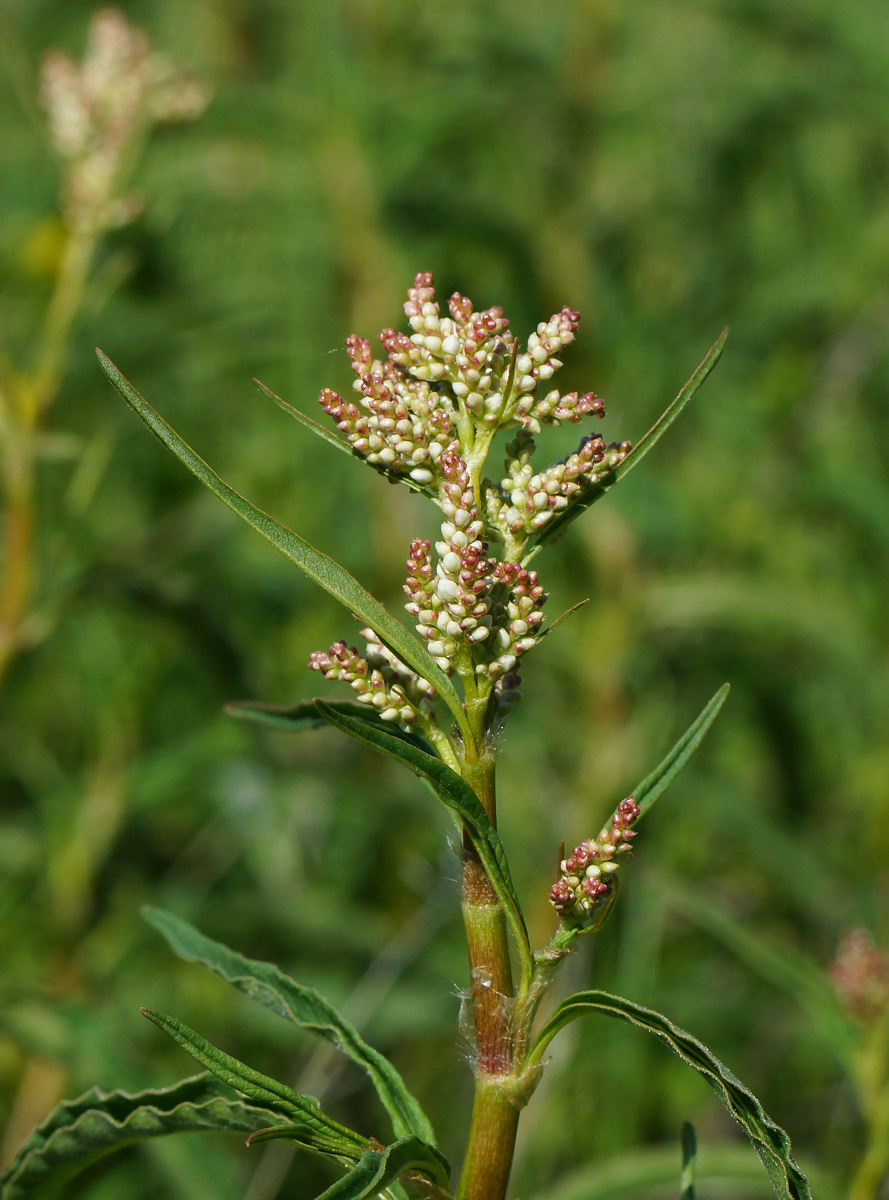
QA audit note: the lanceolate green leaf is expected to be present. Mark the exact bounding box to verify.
[633,684,730,820]
[96,351,473,748]
[224,698,436,756]
[142,907,438,1147]
[681,1122,697,1200]
[315,1137,451,1200]
[141,1009,367,1159]
[251,378,440,505]
[313,700,533,993]
[0,1075,279,1200]
[526,328,728,557]
[527,990,810,1200]
[612,327,729,485]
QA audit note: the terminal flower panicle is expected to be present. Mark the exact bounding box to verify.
[311,273,628,729]
[317,273,630,534]
[550,798,640,924]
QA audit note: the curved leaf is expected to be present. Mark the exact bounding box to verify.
[224,698,435,756]
[313,699,532,993]
[315,1137,451,1200]
[142,907,438,1148]
[526,328,728,556]
[0,1075,279,1200]
[633,684,730,820]
[141,1009,367,1159]
[96,351,473,749]
[527,990,810,1200]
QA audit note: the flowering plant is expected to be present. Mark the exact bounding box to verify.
[2,273,813,1200]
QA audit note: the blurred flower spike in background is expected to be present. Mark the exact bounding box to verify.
[41,7,209,235]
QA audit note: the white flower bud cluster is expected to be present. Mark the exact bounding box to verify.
[40,8,208,235]
[402,449,547,681]
[391,276,514,427]
[550,798,640,924]
[308,629,436,728]
[318,332,455,486]
[487,430,633,550]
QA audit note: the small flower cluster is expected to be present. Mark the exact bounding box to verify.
[830,929,889,1024]
[41,8,208,234]
[402,450,547,678]
[309,629,436,727]
[487,430,633,551]
[318,274,629,501]
[550,798,640,923]
[319,324,455,486]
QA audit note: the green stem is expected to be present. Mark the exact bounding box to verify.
[456,750,520,1200]
[0,227,96,690]
[848,1017,889,1200]
[457,1078,520,1200]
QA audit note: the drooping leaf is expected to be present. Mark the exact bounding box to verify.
[633,684,730,820]
[527,990,810,1200]
[526,329,728,556]
[313,700,532,992]
[96,351,473,748]
[140,1009,367,1160]
[142,907,438,1147]
[0,1075,279,1200]
[224,698,436,756]
[252,378,440,505]
[681,1122,697,1200]
[314,1137,451,1200]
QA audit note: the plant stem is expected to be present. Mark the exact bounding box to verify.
[457,749,521,1200]
[848,1017,889,1200]
[0,227,95,690]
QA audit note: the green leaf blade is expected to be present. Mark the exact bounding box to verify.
[0,1076,279,1200]
[141,907,438,1148]
[316,1137,450,1200]
[613,327,729,485]
[141,1009,366,1159]
[224,698,436,756]
[528,990,810,1200]
[313,700,532,992]
[681,1122,697,1200]
[96,351,472,747]
[633,684,730,820]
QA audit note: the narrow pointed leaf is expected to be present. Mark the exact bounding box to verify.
[141,1009,366,1159]
[681,1122,697,1200]
[252,378,440,505]
[224,698,435,756]
[142,907,438,1148]
[0,1075,280,1200]
[632,684,730,819]
[612,327,729,484]
[96,351,472,747]
[314,700,532,992]
[315,1137,450,1200]
[526,329,727,555]
[527,990,810,1200]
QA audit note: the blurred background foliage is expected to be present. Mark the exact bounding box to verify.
[2,0,889,1197]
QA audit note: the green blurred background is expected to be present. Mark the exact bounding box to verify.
[2,1,889,1197]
